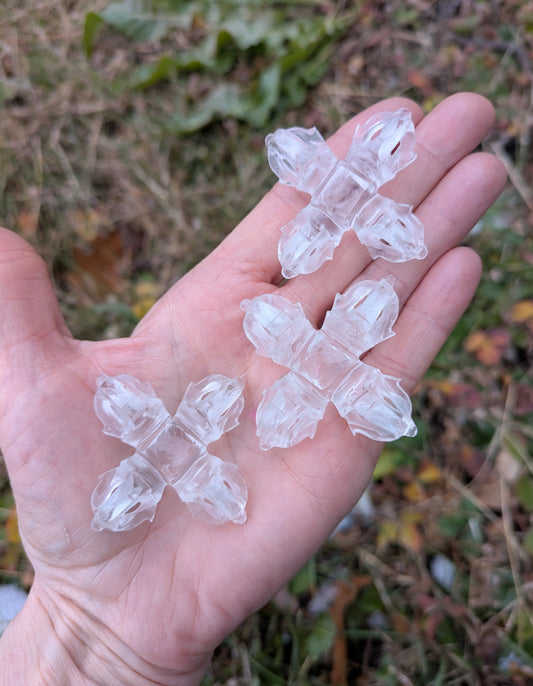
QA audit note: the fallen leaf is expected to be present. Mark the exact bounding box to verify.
[496,446,523,485]
[67,230,128,301]
[426,379,481,407]
[417,459,443,484]
[17,210,39,238]
[407,69,433,96]
[515,384,533,416]
[460,444,486,478]
[131,280,161,320]
[463,328,510,365]
[398,516,423,554]
[378,514,423,553]
[5,508,20,544]
[510,299,533,324]
[403,480,426,503]
[377,520,398,550]
[70,208,111,243]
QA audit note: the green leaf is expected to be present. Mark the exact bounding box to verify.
[373,448,409,480]
[99,0,171,42]
[437,511,468,539]
[83,12,105,56]
[524,527,533,556]
[289,556,316,596]
[515,475,533,512]
[247,656,286,685]
[84,0,347,131]
[303,612,336,658]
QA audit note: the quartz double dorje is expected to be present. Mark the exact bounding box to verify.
[90,374,247,532]
[241,278,417,450]
[266,108,428,278]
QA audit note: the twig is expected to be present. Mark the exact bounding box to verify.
[444,472,499,524]
[500,478,531,642]
[490,140,533,213]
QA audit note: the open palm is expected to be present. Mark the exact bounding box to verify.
[0,94,506,685]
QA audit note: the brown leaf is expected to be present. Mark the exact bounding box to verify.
[67,230,128,301]
[516,384,533,416]
[459,444,486,478]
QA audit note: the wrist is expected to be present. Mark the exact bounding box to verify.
[0,580,210,686]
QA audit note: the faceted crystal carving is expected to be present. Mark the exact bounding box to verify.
[91,374,247,531]
[266,109,428,278]
[242,278,417,449]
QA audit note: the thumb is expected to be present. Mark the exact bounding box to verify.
[0,227,72,392]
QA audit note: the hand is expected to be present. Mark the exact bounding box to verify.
[0,93,506,685]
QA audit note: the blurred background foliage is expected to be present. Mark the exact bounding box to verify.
[1,0,533,683]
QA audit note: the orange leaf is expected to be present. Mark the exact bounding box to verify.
[510,299,533,324]
[403,480,426,503]
[68,230,128,300]
[17,210,39,238]
[417,460,443,484]
[377,520,398,550]
[441,382,481,408]
[407,69,433,96]
[5,508,20,544]
[398,519,423,554]
[463,328,510,365]
[132,280,161,320]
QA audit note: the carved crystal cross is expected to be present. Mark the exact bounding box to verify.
[90,374,247,531]
[242,279,417,449]
[266,109,428,278]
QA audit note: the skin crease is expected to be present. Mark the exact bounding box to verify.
[0,93,507,685]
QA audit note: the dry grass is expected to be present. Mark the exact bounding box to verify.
[1,1,533,683]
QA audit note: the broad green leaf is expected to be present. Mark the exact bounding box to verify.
[289,555,316,595]
[303,611,336,658]
[84,0,346,131]
[99,0,171,42]
[83,12,105,56]
[515,475,533,512]
[524,527,533,555]
[373,448,409,480]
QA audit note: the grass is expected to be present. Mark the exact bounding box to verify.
[1,1,533,683]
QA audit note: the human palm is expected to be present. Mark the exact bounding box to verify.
[0,94,506,685]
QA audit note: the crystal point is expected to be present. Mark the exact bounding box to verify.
[242,279,416,449]
[91,374,247,531]
[266,109,427,277]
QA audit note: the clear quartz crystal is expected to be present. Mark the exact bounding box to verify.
[241,278,417,449]
[91,374,247,532]
[266,109,428,278]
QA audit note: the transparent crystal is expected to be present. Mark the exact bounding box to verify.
[242,278,417,449]
[91,374,247,531]
[266,109,428,278]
